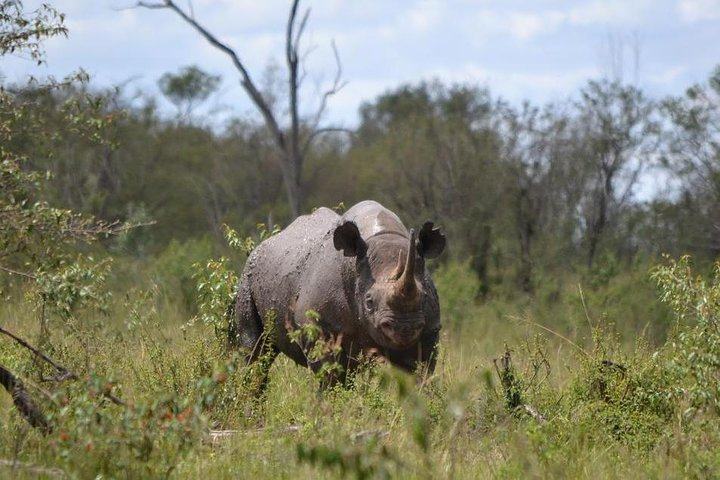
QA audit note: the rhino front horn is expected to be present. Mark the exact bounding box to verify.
[397,229,418,298]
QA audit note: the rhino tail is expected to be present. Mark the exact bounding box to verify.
[229,279,264,355]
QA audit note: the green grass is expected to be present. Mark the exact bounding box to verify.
[0,258,718,479]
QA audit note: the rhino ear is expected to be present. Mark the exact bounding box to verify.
[333,221,367,258]
[418,222,446,259]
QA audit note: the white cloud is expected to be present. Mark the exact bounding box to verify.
[425,64,600,102]
[678,0,720,22]
[465,1,654,43]
[406,1,445,33]
[327,78,393,121]
[507,11,565,40]
[567,0,653,26]
[5,0,716,127]
[647,66,687,85]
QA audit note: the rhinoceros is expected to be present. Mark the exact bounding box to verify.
[229,200,445,386]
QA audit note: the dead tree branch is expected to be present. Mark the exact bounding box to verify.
[208,425,301,444]
[287,0,304,170]
[0,364,51,434]
[0,326,125,406]
[0,266,36,279]
[0,459,65,477]
[302,41,350,157]
[136,0,349,218]
[136,0,286,153]
[0,326,75,380]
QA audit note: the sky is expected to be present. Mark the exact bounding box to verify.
[3,0,720,127]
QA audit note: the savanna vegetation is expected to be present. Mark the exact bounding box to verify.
[1,1,719,477]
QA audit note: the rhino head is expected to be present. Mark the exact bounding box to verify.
[333,221,445,350]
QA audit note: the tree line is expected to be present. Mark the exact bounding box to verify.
[4,63,719,296]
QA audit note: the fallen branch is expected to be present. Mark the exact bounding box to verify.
[0,326,76,381]
[0,459,65,477]
[522,404,546,423]
[0,266,36,279]
[351,429,390,443]
[209,425,300,443]
[0,364,51,434]
[0,326,125,406]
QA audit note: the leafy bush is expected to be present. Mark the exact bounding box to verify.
[652,255,720,416]
[433,261,481,330]
[154,236,215,313]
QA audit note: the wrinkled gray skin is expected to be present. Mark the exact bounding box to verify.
[230,200,446,386]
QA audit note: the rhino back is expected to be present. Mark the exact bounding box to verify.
[246,207,340,325]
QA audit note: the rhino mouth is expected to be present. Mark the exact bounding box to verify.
[376,317,424,350]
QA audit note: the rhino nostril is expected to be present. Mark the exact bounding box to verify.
[379,321,393,333]
[379,320,424,337]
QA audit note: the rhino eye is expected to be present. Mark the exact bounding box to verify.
[364,293,375,312]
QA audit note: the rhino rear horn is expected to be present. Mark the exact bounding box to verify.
[418,222,446,259]
[333,221,367,258]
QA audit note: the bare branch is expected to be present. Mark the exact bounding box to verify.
[209,425,301,444]
[352,429,390,443]
[41,371,77,383]
[135,0,345,218]
[286,0,302,170]
[0,266,36,279]
[297,44,318,87]
[0,326,126,406]
[286,0,302,67]
[134,1,169,10]
[522,404,546,423]
[136,0,286,153]
[302,127,354,154]
[294,8,311,55]
[0,364,52,434]
[301,40,348,157]
[0,326,75,380]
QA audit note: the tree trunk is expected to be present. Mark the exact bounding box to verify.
[587,163,612,268]
[518,221,533,294]
[472,224,492,298]
[282,152,303,219]
[516,186,534,294]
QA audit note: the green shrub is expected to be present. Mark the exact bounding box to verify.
[154,236,215,313]
[434,261,481,330]
[652,255,720,416]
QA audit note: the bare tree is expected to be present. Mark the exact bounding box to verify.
[662,66,720,257]
[574,79,659,267]
[499,101,567,293]
[136,0,347,218]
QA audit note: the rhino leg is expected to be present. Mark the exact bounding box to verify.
[310,350,350,391]
[231,279,263,352]
[231,280,279,397]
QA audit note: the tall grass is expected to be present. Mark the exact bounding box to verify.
[1,253,717,478]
